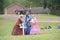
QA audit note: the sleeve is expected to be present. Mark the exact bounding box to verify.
[29,16,31,19]
[31,19,35,24]
[15,18,22,26]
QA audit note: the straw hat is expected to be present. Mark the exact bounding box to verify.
[18,14,23,18]
[20,14,23,17]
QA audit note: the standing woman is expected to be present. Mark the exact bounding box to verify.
[11,15,23,35]
[30,15,41,35]
[29,6,32,14]
[24,13,31,35]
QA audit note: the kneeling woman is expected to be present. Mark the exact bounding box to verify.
[11,15,23,35]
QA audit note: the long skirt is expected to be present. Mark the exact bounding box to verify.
[12,25,23,35]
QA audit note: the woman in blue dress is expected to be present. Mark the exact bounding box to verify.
[24,13,31,35]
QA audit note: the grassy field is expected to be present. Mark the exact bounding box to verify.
[7,14,60,20]
[0,17,60,40]
[0,14,60,40]
[30,14,60,21]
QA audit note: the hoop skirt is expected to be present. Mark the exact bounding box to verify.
[12,18,23,35]
[30,18,40,35]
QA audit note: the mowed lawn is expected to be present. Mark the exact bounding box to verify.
[0,14,60,40]
[31,14,60,21]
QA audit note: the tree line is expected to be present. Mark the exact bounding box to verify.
[0,0,4,14]
[0,0,60,15]
[27,0,60,16]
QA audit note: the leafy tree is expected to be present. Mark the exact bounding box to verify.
[27,0,44,7]
[0,0,4,14]
[43,0,47,9]
[49,0,60,15]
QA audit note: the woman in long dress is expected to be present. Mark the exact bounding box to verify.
[30,15,40,35]
[11,15,23,35]
[24,12,31,35]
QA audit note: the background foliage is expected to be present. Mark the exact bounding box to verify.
[0,0,60,16]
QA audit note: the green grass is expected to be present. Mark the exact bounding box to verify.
[0,18,60,40]
[10,14,60,20]
[31,14,60,20]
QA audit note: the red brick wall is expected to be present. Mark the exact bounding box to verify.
[6,4,24,14]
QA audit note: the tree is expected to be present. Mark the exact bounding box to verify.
[50,0,60,16]
[43,0,47,9]
[27,0,44,7]
[0,0,4,14]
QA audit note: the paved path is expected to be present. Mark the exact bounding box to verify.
[0,15,60,22]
